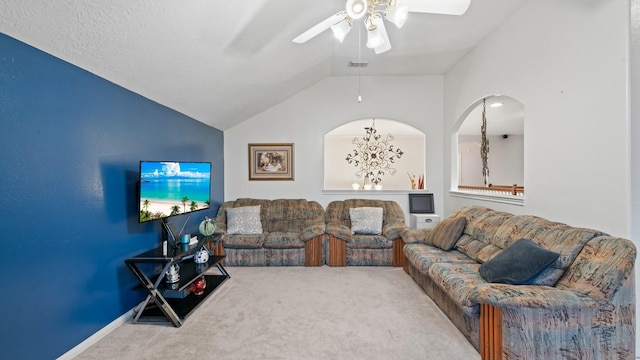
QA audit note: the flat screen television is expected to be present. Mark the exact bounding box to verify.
[138,161,211,223]
[409,193,435,214]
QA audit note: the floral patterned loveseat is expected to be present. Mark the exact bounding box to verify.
[325,199,407,266]
[401,205,636,359]
[214,198,325,266]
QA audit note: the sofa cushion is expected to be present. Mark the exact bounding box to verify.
[347,234,392,249]
[227,205,263,235]
[382,224,406,241]
[263,232,305,249]
[267,199,323,233]
[556,236,637,302]
[234,198,271,226]
[341,199,384,223]
[404,244,477,273]
[222,234,265,249]
[454,234,499,263]
[491,215,566,250]
[326,224,352,241]
[349,207,383,235]
[455,234,502,263]
[427,216,467,251]
[523,227,603,285]
[300,223,326,241]
[461,209,513,245]
[401,228,431,244]
[428,262,485,307]
[479,238,560,285]
[453,209,513,262]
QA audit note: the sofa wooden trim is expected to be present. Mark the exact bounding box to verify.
[305,235,323,267]
[480,304,502,360]
[211,240,225,266]
[328,235,346,267]
[393,238,405,268]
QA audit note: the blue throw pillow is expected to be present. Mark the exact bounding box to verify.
[479,238,560,285]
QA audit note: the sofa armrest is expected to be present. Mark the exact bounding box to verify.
[214,223,227,235]
[383,224,407,241]
[474,284,599,310]
[401,228,431,244]
[301,223,326,241]
[326,223,352,241]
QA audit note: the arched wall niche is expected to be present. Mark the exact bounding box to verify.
[451,95,525,200]
[324,118,426,190]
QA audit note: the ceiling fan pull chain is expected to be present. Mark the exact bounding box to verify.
[358,23,362,103]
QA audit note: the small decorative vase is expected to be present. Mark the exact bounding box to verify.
[190,276,206,296]
[363,174,372,190]
[165,264,180,283]
[199,216,217,236]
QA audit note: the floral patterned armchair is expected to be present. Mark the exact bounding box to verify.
[325,199,407,266]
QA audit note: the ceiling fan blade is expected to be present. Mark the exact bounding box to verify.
[293,12,348,43]
[396,0,471,16]
[374,18,391,54]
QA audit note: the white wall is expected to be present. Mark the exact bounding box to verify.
[224,75,444,219]
[630,1,640,357]
[458,135,524,186]
[444,0,629,237]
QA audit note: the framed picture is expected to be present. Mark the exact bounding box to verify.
[248,143,294,181]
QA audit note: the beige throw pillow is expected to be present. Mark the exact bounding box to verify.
[226,205,263,235]
[349,207,384,235]
[426,216,467,251]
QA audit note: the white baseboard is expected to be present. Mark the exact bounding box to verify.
[57,308,134,360]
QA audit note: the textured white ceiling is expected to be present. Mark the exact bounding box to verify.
[0,0,526,130]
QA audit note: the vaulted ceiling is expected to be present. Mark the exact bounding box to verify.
[0,0,526,130]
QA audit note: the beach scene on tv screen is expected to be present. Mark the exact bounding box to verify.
[139,161,211,222]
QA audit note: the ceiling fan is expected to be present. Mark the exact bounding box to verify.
[293,0,471,54]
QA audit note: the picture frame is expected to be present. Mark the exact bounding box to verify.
[248,143,294,181]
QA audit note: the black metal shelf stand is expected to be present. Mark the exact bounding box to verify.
[125,235,229,327]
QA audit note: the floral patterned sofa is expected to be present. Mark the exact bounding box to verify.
[401,205,636,359]
[213,198,325,266]
[325,199,406,266]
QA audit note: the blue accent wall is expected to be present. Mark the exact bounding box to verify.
[0,33,224,359]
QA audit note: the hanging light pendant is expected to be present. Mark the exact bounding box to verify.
[331,17,353,42]
[366,15,385,49]
[385,3,409,28]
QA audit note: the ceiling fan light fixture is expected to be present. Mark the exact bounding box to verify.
[346,0,368,20]
[367,15,386,49]
[385,4,409,28]
[366,28,384,48]
[331,18,352,42]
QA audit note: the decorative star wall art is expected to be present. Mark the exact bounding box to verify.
[345,119,404,185]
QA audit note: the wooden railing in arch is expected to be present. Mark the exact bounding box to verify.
[458,184,524,196]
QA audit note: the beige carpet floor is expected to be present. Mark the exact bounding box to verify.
[75,266,480,360]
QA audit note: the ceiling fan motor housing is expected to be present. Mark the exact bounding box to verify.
[347,0,368,19]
